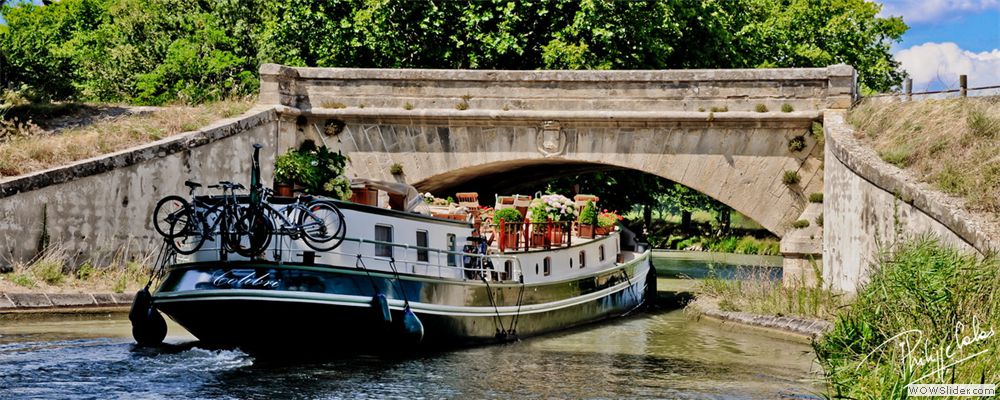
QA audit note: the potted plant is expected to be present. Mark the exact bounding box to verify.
[274,141,352,200]
[493,208,524,250]
[528,194,576,245]
[577,201,598,239]
[596,210,621,235]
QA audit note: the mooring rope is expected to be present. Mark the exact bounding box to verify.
[145,239,176,289]
[508,281,526,336]
[355,254,381,294]
[480,274,508,338]
[387,257,411,307]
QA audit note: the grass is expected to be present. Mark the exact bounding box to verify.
[791,219,810,229]
[781,103,794,113]
[696,263,844,320]
[754,104,768,113]
[814,236,1000,399]
[0,100,252,179]
[788,136,806,152]
[0,241,156,293]
[849,97,1000,213]
[809,192,824,203]
[389,162,404,175]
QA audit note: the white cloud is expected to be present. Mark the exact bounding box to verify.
[895,42,1000,91]
[878,0,1000,24]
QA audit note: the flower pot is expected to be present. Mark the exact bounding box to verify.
[350,187,377,206]
[595,226,609,236]
[548,226,564,245]
[502,231,519,250]
[578,224,595,239]
[531,232,546,248]
[274,183,294,197]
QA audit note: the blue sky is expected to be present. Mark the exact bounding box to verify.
[879,0,1000,92]
[2,0,998,92]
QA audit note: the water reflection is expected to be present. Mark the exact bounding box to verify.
[653,250,783,280]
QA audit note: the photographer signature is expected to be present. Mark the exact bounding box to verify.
[858,317,994,384]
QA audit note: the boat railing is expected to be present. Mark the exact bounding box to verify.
[494,220,574,253]
[325,236,525,283]
[187,236,523,282]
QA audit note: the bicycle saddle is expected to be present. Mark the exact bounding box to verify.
[184,180,202,189]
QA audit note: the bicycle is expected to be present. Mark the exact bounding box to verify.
[153,180,248,255]
[248,187,346,252]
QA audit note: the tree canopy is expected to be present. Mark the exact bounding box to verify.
[0,0,907,105]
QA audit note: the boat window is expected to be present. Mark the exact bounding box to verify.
[543,257,551,276]
[599,245,605,262]
[375,225,393,258]
[579,251,586,268]
[503,260,513,281]
[447,234,457,266]
[416,230,429,262]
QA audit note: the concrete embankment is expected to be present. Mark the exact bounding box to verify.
[0,292,133,313]
[686,297,831,341]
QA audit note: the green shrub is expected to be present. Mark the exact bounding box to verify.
[814,213,823,227]
[389,163,404,175]
[403,102,414,110]
[274,141,350,198]
[493,208,523,225]
[33,259,64,285]
[754,104,768,113]
[808,192,823,203]
[577,200,598,225]
[791,219,809,229]
[709,236,739,253]
[709,106,728,112]
[734,236,760,254]
[76,261,96,280]
[782,170,800,185]
[455,101,469,110]
[788,136,806,152]
[323,101,347,109]
[781,103,793,113]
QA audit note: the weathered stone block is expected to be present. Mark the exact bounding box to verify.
[48,293,97,307]
[7,293,53,308]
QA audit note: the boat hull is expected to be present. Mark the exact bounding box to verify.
[152,251,653,354]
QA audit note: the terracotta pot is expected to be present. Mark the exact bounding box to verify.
[548,226,564,245]
[578,224,595,239]
[350,187,377,206]
[502,231,519,250]
[531,233,546,248]
[274,183,294,197]
[595,226,609,236]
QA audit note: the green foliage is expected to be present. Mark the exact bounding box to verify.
[76,261,96,280]
[967,109,998,139]
[808,192,824,203]
[814,237,1000,398]
[709,106,728,112]
[787,136,806,152]
[0,0,908,104]
[454,101,469,110]
[782,170,801,185]
[273,141,350,198]
[791,219,810,229]
[781,103,793,113]
[878,146,913,168]
[696,264,842,320]
[10,273,37,288]
[32,259,64,285]
[754,104,768,113]
[403,102,413,110]
[389,162,404,175]
[577,200,598,225]
[814,213,823,227]
[493,208,523,225]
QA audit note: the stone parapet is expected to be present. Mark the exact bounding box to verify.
[823,110,996,292]
[0,291,134,312]
[259,63,855,114]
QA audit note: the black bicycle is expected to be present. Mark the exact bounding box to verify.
[235,187,346,253]
[152,180,248,255]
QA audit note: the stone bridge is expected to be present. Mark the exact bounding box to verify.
[262,64,855,279]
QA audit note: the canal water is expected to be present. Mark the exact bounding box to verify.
[0,252,824,399]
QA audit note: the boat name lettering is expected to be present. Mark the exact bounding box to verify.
[212,271,280,289]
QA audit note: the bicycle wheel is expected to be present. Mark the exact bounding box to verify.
[229,207,273,257]
[167,211,206,255]
[299,201,346,251]
[152,196,189,238]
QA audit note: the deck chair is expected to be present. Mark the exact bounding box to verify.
[512,194,533,218]
[574,194,599,209]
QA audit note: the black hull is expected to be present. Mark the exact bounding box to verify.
[152,252,652,355]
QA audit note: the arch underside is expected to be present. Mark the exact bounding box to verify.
[317,118,824,237]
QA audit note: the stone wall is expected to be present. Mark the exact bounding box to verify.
[823,110,993,292]
[0,108,280,268]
